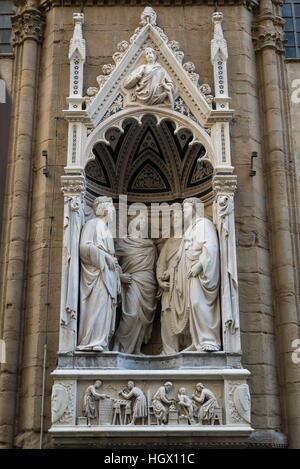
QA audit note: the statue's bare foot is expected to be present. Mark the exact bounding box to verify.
[77,345,93,351]
[93,345,103,352]
[200,344,220,352]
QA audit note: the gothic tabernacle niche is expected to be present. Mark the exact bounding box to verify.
[50,7,253,447]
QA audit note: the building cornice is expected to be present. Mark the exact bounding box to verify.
[38,0,260,13]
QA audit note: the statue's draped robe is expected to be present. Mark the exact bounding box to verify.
[78,218,120,350]
[156,238,182,354]
[61,196,84,326]
[218,197,239,332]
[173,217,221,351]
[123,63,174,106]
[113,237,157,354]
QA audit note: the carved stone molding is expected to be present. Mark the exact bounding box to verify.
[11,7,45,45]
[213,174,237,196]
[61,175,86,197]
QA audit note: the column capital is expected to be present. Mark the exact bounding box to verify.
[213,173,237,196]
[252,13,286,54]
[12,6,45,46]
[61,175,86,197]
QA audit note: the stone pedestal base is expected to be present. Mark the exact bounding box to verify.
[49,351,253,448]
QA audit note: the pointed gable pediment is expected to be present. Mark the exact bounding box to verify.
[85,7,214,129]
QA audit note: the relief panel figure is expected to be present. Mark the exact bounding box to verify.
[119,380,148,425]
[77,197,121,352]
[177,387,196,425]
[123,47,175,107]
[83,380,108,425]
[151,381,174,424]
[113,214,157,354]
[192,382,221,425]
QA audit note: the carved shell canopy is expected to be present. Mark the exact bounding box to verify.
[85,115,213,204]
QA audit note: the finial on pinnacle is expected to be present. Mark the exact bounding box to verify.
[212,11,223,23]
[140,7,157,26]
[73,12,84,24]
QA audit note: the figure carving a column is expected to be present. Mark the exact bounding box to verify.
[119,381,147,425]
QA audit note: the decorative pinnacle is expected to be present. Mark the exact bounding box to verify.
[140,7,157,26]
[73,12,84,24]
[212,11,223,23]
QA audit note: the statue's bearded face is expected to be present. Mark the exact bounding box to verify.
[95,201,115,221]
[144,48,156,64]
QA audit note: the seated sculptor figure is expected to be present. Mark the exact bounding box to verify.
[123,47,175,107]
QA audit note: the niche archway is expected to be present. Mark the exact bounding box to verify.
[83,112,216,354]
[85,113,215,206]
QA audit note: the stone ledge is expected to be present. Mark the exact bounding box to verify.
[49,425,253,449]
[52,368,251,379]
[57,350,244,371]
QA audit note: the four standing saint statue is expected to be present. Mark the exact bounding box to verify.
[170,198,221,352]
[77,196,121,352]
[113,214,157,354]
[156,237,183,355]
[77,196,221,354]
